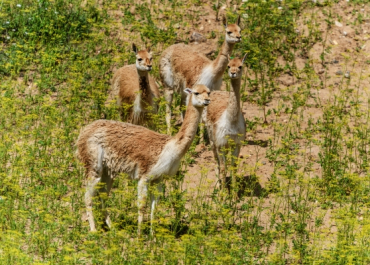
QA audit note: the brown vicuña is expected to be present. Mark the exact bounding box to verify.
[203,55,247,187]
[160,16,242,134]
[108,44,159,126]
[76,84,211,235]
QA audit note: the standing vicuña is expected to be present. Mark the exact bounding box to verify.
[108,44,159,126]
[160,16,241,134]
[77,84,211,235]
[203,55,247,187]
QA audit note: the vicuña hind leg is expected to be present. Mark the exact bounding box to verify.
[180,92,187,122]
[230,144,241,195]
[84,146,109,232]
[164,89,173,135]
[99,167,113,229]
[85,171,101,232]
[216,147,227,188]
[85,172,113,231]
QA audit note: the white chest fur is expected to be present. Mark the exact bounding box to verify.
[147,140,181,181]
[215,111,246,147]
[197,65,222,91]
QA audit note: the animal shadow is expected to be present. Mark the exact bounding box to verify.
[166,219,190,238]
[225,175,267,198]
[245,139,268,147]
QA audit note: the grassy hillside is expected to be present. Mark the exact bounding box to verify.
[2,0,370,264]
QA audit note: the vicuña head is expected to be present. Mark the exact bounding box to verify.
[185,86,211,107]
[133,43,153,72]
[227,53,247,79]
[223,15,242,44]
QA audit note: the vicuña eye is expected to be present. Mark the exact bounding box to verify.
[194,92,199,95]
[138,58,143,61]
[238,66,242,69]
[227,31,232,34]
[207,92,211,96]
[228,66,231,68]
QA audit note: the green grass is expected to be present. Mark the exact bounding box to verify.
[2,0,370,264]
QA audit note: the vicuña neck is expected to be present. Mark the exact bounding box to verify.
[174,97,203,157]
[211,41,235,79]
[226,78,242,122]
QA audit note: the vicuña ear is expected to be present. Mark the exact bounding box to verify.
[223,15,228,28]
[236,15,241,26]
[132,43,138,54]
[242,53,247,64]
[146,45,151,53]
[184,88,192,95]
[228,54,231,61]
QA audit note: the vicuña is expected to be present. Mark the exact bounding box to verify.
[160,16,241,133]
[109,44,159,126]
[203,55,247,187]
[77,84,211,235]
